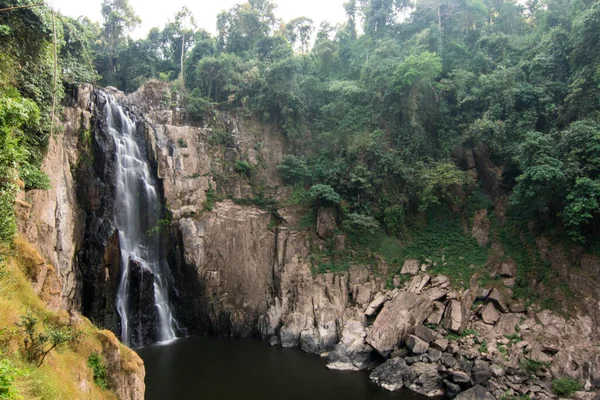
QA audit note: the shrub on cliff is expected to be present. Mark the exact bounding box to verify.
[551,378,581,397]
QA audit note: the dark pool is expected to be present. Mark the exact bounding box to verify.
[136,336,425,400]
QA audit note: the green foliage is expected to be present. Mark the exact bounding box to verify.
[203,183,215,211]
[17,313,79,367]
[342,213,379,235]
[234,160,254,177]
[0,354,22,399]
[20,163,50,191]
[306,184,340,207]
[520,359,550,374]
[551,378,582,397]
[383,205,406,238]
[177,138,188,148]
[278,155,310,185]
[417,162,472,211]
[87,352,108,390]
[478,340,488,353]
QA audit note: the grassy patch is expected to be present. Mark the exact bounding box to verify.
[0,238,121,400]
[552,378,582,397]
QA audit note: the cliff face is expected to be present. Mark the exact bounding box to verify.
[16,83,600,399]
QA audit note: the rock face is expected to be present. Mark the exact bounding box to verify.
[97,330,145,400]
[16,84,91,310]
[366,292,432,356]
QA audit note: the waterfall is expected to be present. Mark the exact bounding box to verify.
[103,95,177,346]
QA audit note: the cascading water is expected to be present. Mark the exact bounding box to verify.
[103,94,177,346]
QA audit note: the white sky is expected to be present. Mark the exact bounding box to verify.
[49,0,348,39]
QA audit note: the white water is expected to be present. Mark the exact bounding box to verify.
[104,95,177,346]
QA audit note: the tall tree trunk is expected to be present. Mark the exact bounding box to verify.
[180,34,185,90]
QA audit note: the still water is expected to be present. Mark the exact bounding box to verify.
[137,336,425,400]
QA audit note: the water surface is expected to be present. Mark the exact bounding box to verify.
[137,336,426,400]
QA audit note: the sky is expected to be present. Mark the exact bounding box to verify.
[49,0,348,39]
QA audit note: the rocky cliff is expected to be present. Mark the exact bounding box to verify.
[118,82,600,399]
[16,82,600,399]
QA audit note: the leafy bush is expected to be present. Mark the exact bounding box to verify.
[278,155,310,185]
[177,138,188,148]
[87,352,108,390]
[552,378,581,397]
[383,205,405,237]
[306,184,340,208]
[20,162,50,190]
[520,359,550,374]
[417,162,472,211]
[203,184,215,211]
[0,185,18,244]
[234,160,253,177]
[0,354,22,399]
[342,213,379,234]
[186,89,212,122]
[18,313,79,367]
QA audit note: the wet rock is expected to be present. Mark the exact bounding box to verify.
[444,379,462,399]
[327,318,376,371]
[405,362,444,397]
[269,336,279,346]
[401,259,420,275]
[407,334,429,354]
[366,291,433,356]
[481,303,500,325]
[370,358,408,391]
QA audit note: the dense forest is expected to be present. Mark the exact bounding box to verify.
[2,0,600,257]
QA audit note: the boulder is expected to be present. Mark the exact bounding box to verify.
[366,291,433,356]
[327,318,376,371]
[454,385,495,400]
[443,300,463,332]
[441,354,458,368]
[471,360,492,385]
[415,324,439,343]
[499,259,517,278]
[406,335,429,354]
[451,371,471,383]
[401,259,420,275]
[488,288,509,313]
[427,348,442,363]
[407,274,431,293]
[364,292,387,316]
[317,207,337,239]
[405,362,444,397]
[481,303,500,325]
[370,358,408,391]
[432,338,449,352]
[427,301,446,325]
[444,379,462,399]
